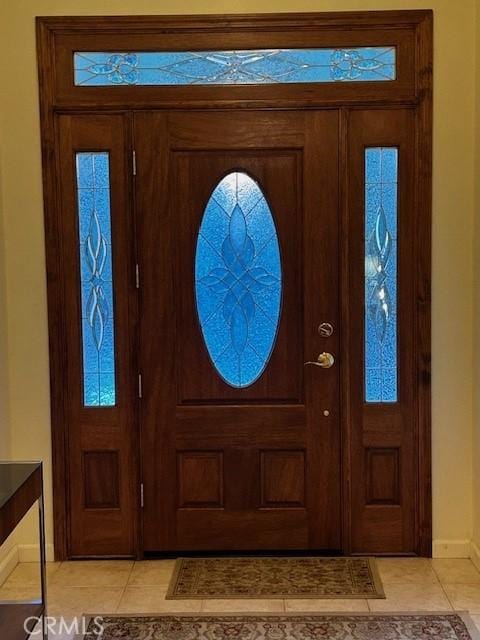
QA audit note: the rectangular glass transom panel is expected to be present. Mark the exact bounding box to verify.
[365,147,398,403]
[73,48,396,86]
[75,152,116,407]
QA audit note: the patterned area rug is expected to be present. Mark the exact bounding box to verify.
[166,557,384,599]
[83,614,480,639]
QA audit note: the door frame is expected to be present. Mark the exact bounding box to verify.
[36,10,432,560]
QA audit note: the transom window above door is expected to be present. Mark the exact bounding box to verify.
[73,47,396,85]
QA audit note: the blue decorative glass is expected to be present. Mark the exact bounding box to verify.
[365,147,398,403]
[195,172,282,388]
[74,48,396,86]
[75,152,116,406]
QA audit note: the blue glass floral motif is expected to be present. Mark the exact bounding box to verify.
[195,172,282,388]
[330,49,393,81]
[76,152,116,406]
[82,53,139,85]
[74,48,395,86]
[365,148,398,403]
[85,209,109,350]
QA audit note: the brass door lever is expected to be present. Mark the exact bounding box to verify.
[304,352,335,369]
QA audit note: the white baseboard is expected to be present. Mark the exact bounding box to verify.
[17,543,55,562]
[433,539,472,558]
[0,543,55,587]
[0,545,19,586]
[5,539,480,564]
[470,541,480,571]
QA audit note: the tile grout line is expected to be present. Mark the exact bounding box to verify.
[115,584,128,613]
[125,559,136,587]
[430,561,442,583]
[431,558,480,613]
[115,560,135,612]
[431,558,480,583]
[437,579,456,612]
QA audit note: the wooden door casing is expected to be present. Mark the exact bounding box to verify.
[135,110,341,551]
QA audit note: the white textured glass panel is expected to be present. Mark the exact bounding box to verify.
[74,48,396,86]
[195,172,282,388]
[365,147,398,403]
[76,152,116,407]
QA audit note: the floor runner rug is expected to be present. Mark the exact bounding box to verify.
[82,613,480,639]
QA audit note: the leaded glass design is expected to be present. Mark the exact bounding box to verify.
[74,48,396,86]
[75,152,116,406]
[365,147,398,403]
[195,172,282,388]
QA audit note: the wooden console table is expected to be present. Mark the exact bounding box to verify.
[0,462,47,640]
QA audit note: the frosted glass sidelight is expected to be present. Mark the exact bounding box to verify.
[195,172,282,388]
[75,152,116,406]
[74,48,396,86]
[365,147,398,403]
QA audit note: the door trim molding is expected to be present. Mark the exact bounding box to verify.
[414,13,433,557]
[36,10,432,560]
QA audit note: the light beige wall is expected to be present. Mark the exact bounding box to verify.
[0,0,476,553]
[0,77,10,460]
[0,188,10,459]
[473,0,480,551]
[0,67,14,565]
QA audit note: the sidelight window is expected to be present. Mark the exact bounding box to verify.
[73,48,396,86]
[195,172,282,388]
[364,147,398,403]
[75,152,116,407]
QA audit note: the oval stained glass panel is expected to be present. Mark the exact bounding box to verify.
[195,172,282,388]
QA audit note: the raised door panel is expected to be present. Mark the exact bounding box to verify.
[178,452,224,509]
[175,152,302,404]
[261,450,306,508]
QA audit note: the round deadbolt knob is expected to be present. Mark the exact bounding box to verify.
[318,322,334,337]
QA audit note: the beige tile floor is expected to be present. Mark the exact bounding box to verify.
[2,558,480,637]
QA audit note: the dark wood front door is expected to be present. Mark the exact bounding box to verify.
[135,110,340,551]
[40,12,432,560]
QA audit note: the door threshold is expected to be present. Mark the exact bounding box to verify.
[143,549,344,559]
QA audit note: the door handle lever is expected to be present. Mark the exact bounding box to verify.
[304,352,335,369]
